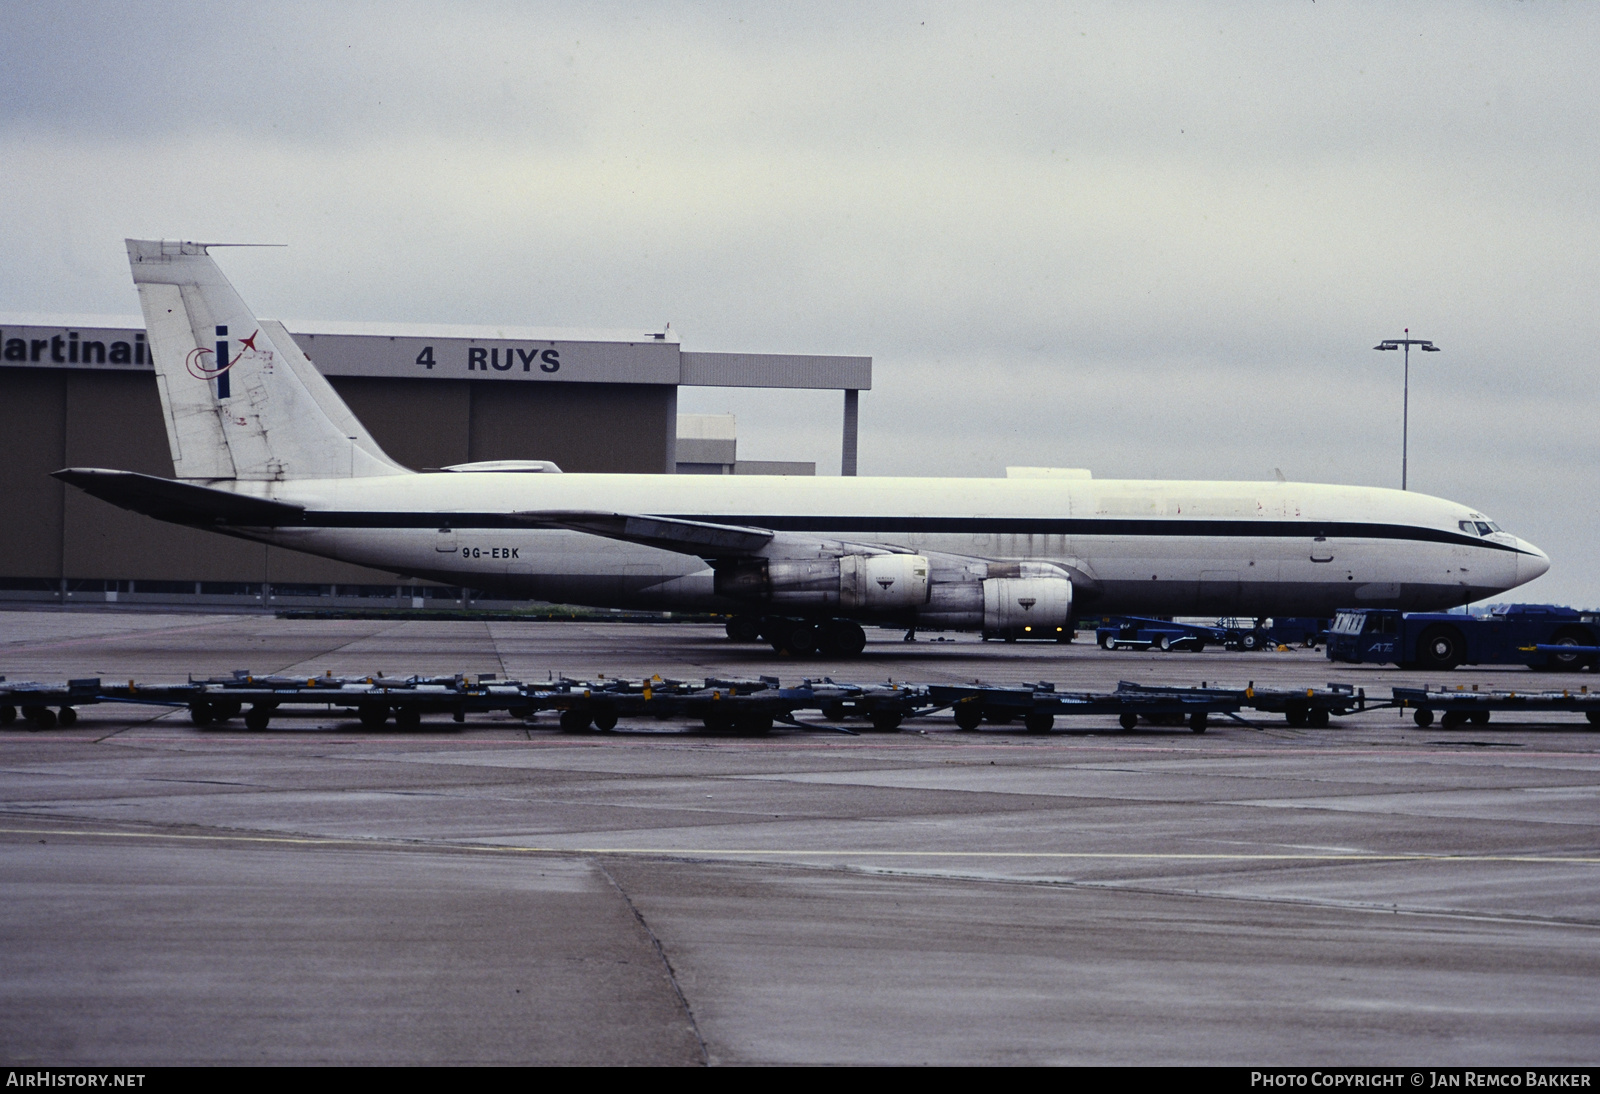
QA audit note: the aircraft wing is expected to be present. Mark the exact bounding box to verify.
[512,510,776,556]
[53,468,305,527]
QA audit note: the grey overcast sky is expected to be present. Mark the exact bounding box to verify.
[2,2,1596,605]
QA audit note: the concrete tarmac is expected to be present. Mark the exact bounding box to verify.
[2,610,1598,1065]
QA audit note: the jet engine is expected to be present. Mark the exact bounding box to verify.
[919,559,1075,633]
[714,553,930,613]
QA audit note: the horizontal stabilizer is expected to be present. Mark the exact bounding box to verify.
[54,468,304,528]
[513,511,775,557]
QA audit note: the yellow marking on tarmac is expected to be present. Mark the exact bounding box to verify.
[2,826,1599,865]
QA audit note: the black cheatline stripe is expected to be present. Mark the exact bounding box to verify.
[267,512,1530,554]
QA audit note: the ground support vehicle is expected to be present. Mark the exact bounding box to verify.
[0,671,926,736]
[927,680,1246,734]
[1394,684,1600,728]
[1326,604,1600,671]
[1238,682,1367,727]
[1095,617,1223,652]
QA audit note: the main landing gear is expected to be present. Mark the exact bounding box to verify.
[726,616,870,658]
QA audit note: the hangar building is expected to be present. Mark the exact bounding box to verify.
[0,313,869,609]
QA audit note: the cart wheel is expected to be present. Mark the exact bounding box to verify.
[1024,712,1054,734]
[592,709,619,732]
[1307,708,1330,728]
[57,707,77,727]
[394,706,422,730]
[1118,712,1138,731]
[736,713,774,736]
[244,705,272,731]
[1470,710,1490,726]
[868,711,903,732]
[953,703,983,731]
[1413,708,1434,728]
[1189,712,1208,734]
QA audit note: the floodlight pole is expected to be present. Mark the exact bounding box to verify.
[1372,329,1440,491]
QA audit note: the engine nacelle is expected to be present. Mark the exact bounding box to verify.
[714,554,930,613]
[983,576,1073,633]
[917,559,1075,633]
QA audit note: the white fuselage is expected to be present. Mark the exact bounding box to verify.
[228,472,1548,618]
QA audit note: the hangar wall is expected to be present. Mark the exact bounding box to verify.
[0,368,676,587]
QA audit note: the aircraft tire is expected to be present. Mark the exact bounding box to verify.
[786,623,819,656]
[1024,711,1054,734]
[765,619,794,654]
[822,621,867,658]
[726,617,762,643]
[1416,626,1466,671]
[1413,708,1435,727]
[953,703,983,731]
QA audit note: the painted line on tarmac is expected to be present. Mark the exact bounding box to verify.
[3,826,1600,865]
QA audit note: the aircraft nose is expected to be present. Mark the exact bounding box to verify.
[1516,540,1551,586]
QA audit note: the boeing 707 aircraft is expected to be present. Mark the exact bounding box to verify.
[53,240,1549,656]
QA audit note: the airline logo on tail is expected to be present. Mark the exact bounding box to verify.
[184,326,265,398]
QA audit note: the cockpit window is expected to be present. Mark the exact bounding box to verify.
[1460,520,1503,537]
[1475,522,1496,536]
[1460,521,1479,535]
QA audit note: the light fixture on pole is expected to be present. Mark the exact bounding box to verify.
[1373,329,1440,491]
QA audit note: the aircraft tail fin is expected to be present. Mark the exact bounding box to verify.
[126,239,410,482]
